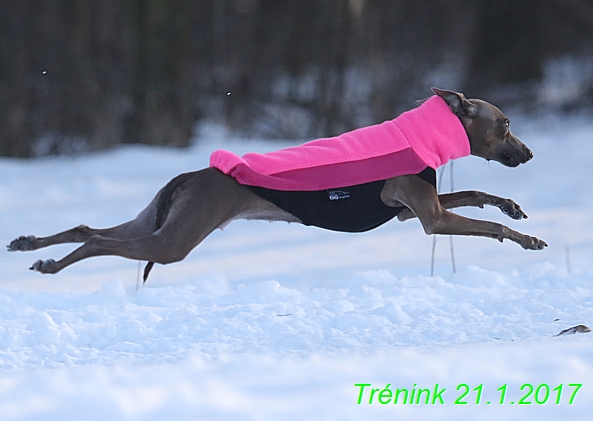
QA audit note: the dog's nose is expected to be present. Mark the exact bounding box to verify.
[522,146,534,162]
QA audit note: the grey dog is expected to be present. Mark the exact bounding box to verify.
[8,88,547,281]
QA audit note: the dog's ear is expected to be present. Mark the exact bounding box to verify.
[431,87,478,119]
[415,98,429,106]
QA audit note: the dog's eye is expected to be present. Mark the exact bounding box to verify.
[505,119,510,129]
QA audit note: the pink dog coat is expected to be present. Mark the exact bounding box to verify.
[210,96,470,191]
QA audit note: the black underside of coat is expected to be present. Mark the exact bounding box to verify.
[245,167,437,233]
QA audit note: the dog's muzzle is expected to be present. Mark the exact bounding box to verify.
[500,137,534,167]
[502,146,533,167]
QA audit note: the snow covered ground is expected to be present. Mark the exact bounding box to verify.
[0,113,592,420]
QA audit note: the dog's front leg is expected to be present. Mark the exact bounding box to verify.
[396,190,527,222]
[389,176,547,250]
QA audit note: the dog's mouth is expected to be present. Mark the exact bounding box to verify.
[500,148,534,167]
[502,153,522,167]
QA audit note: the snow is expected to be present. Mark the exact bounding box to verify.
[0,114,592,420]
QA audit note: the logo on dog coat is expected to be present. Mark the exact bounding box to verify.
[328,190,350,200]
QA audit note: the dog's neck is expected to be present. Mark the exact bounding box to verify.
[395,95,471,169]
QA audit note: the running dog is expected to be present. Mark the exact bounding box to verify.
[7,88,547,281]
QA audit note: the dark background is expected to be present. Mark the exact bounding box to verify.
[1,0,592,157]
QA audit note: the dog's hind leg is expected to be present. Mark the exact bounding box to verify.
[29,229,208,274]
[28,206,227,275]
[8,180,170,252]
[28,168,293,276]
[8,222,148,252]
[10,173,206,254]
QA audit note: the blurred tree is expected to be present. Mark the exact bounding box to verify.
[0,0,591,157]
[469,1,546,88]
[125,0,198,147]
[0,0,198,157]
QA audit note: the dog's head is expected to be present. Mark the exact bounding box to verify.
[430,88,533,167]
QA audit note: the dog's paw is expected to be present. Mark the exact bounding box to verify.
[499,199,527,220]
[29,258,57,274]
[7,235,37,251]
[521,236,548,251]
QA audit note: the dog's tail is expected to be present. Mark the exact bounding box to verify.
[143,171,198,284]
